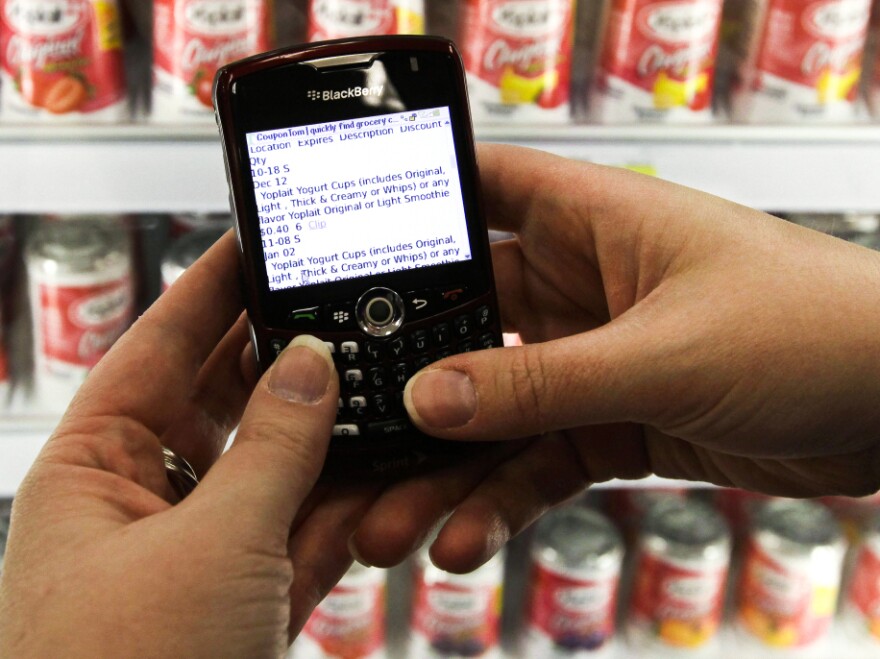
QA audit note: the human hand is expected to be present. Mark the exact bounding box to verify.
[0,234,376,658]
[349,143,880,574]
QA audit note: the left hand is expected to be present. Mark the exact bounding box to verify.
[0,233,378,658]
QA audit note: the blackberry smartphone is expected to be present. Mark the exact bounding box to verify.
[214,36,502,478]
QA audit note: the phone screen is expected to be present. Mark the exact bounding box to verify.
[246,105,473,292]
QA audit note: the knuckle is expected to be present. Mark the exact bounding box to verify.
[504,347,550,430]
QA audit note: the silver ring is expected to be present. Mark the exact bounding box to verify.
[162,446,199,500]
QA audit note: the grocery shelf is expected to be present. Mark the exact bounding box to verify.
[1,124,880,214]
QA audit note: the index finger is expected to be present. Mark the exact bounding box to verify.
[64,230,245,437]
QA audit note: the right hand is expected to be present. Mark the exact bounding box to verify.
[349,143,880,573]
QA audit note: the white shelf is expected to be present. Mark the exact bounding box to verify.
[1,124,880,213]
[0,430,46,499]
[0,125,230,215]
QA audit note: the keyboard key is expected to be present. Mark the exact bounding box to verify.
[392,362,409,387]
[349,396,367,418]
[366,418,414,437]
[372,393,391,416]
[405,290,435,321]
[411,329,429,353]
[454,314,473,339]
[365,341,384,362]
[433,322,451,347]
[332,424,360,437]
[344,369,364,392]
[368,367,387,389]
[437,286,468,308]
[288,306,321,329]
[475,305,492,329]
[340,341,360,365]
[389,337,406,359]
[478,333,500,350]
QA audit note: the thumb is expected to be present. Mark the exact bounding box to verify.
[403,327,646,440]
[189,335,339,533]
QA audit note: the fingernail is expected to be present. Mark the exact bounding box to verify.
[404,369,477,429]
[268,335,334,404]
[347,535,372,567]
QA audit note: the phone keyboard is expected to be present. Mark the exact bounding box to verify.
[266,299,500,441]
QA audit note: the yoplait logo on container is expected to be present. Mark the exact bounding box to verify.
[3,0,86,37]
[491,0,566,37]
[637,1,721,45]
[178,0,249,36]
[553,585,611,612]
[319,588,375,618]
[752,563,809,602]
[804,0,871,41]
[69,285,132,329]
[663,575,718,603]
[313,0,384,35]
[426,588,489,617]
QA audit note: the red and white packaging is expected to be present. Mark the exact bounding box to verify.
[307,0,425,41]
[459,0,576,123]
[294,564,387,659]
[526,564,620,656]
[523,506,623,657]
[737,499,845,649]
[151,0,274,122]
[0,0,127,121]
[410,547,504,658]
[731,0,872,123]
[630,545,729,648]
[591,0,725,124]
[845,514,880,642]
[26,218,133,410]
[628,499,730,651]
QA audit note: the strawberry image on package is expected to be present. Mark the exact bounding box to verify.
[0,0,127,121]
